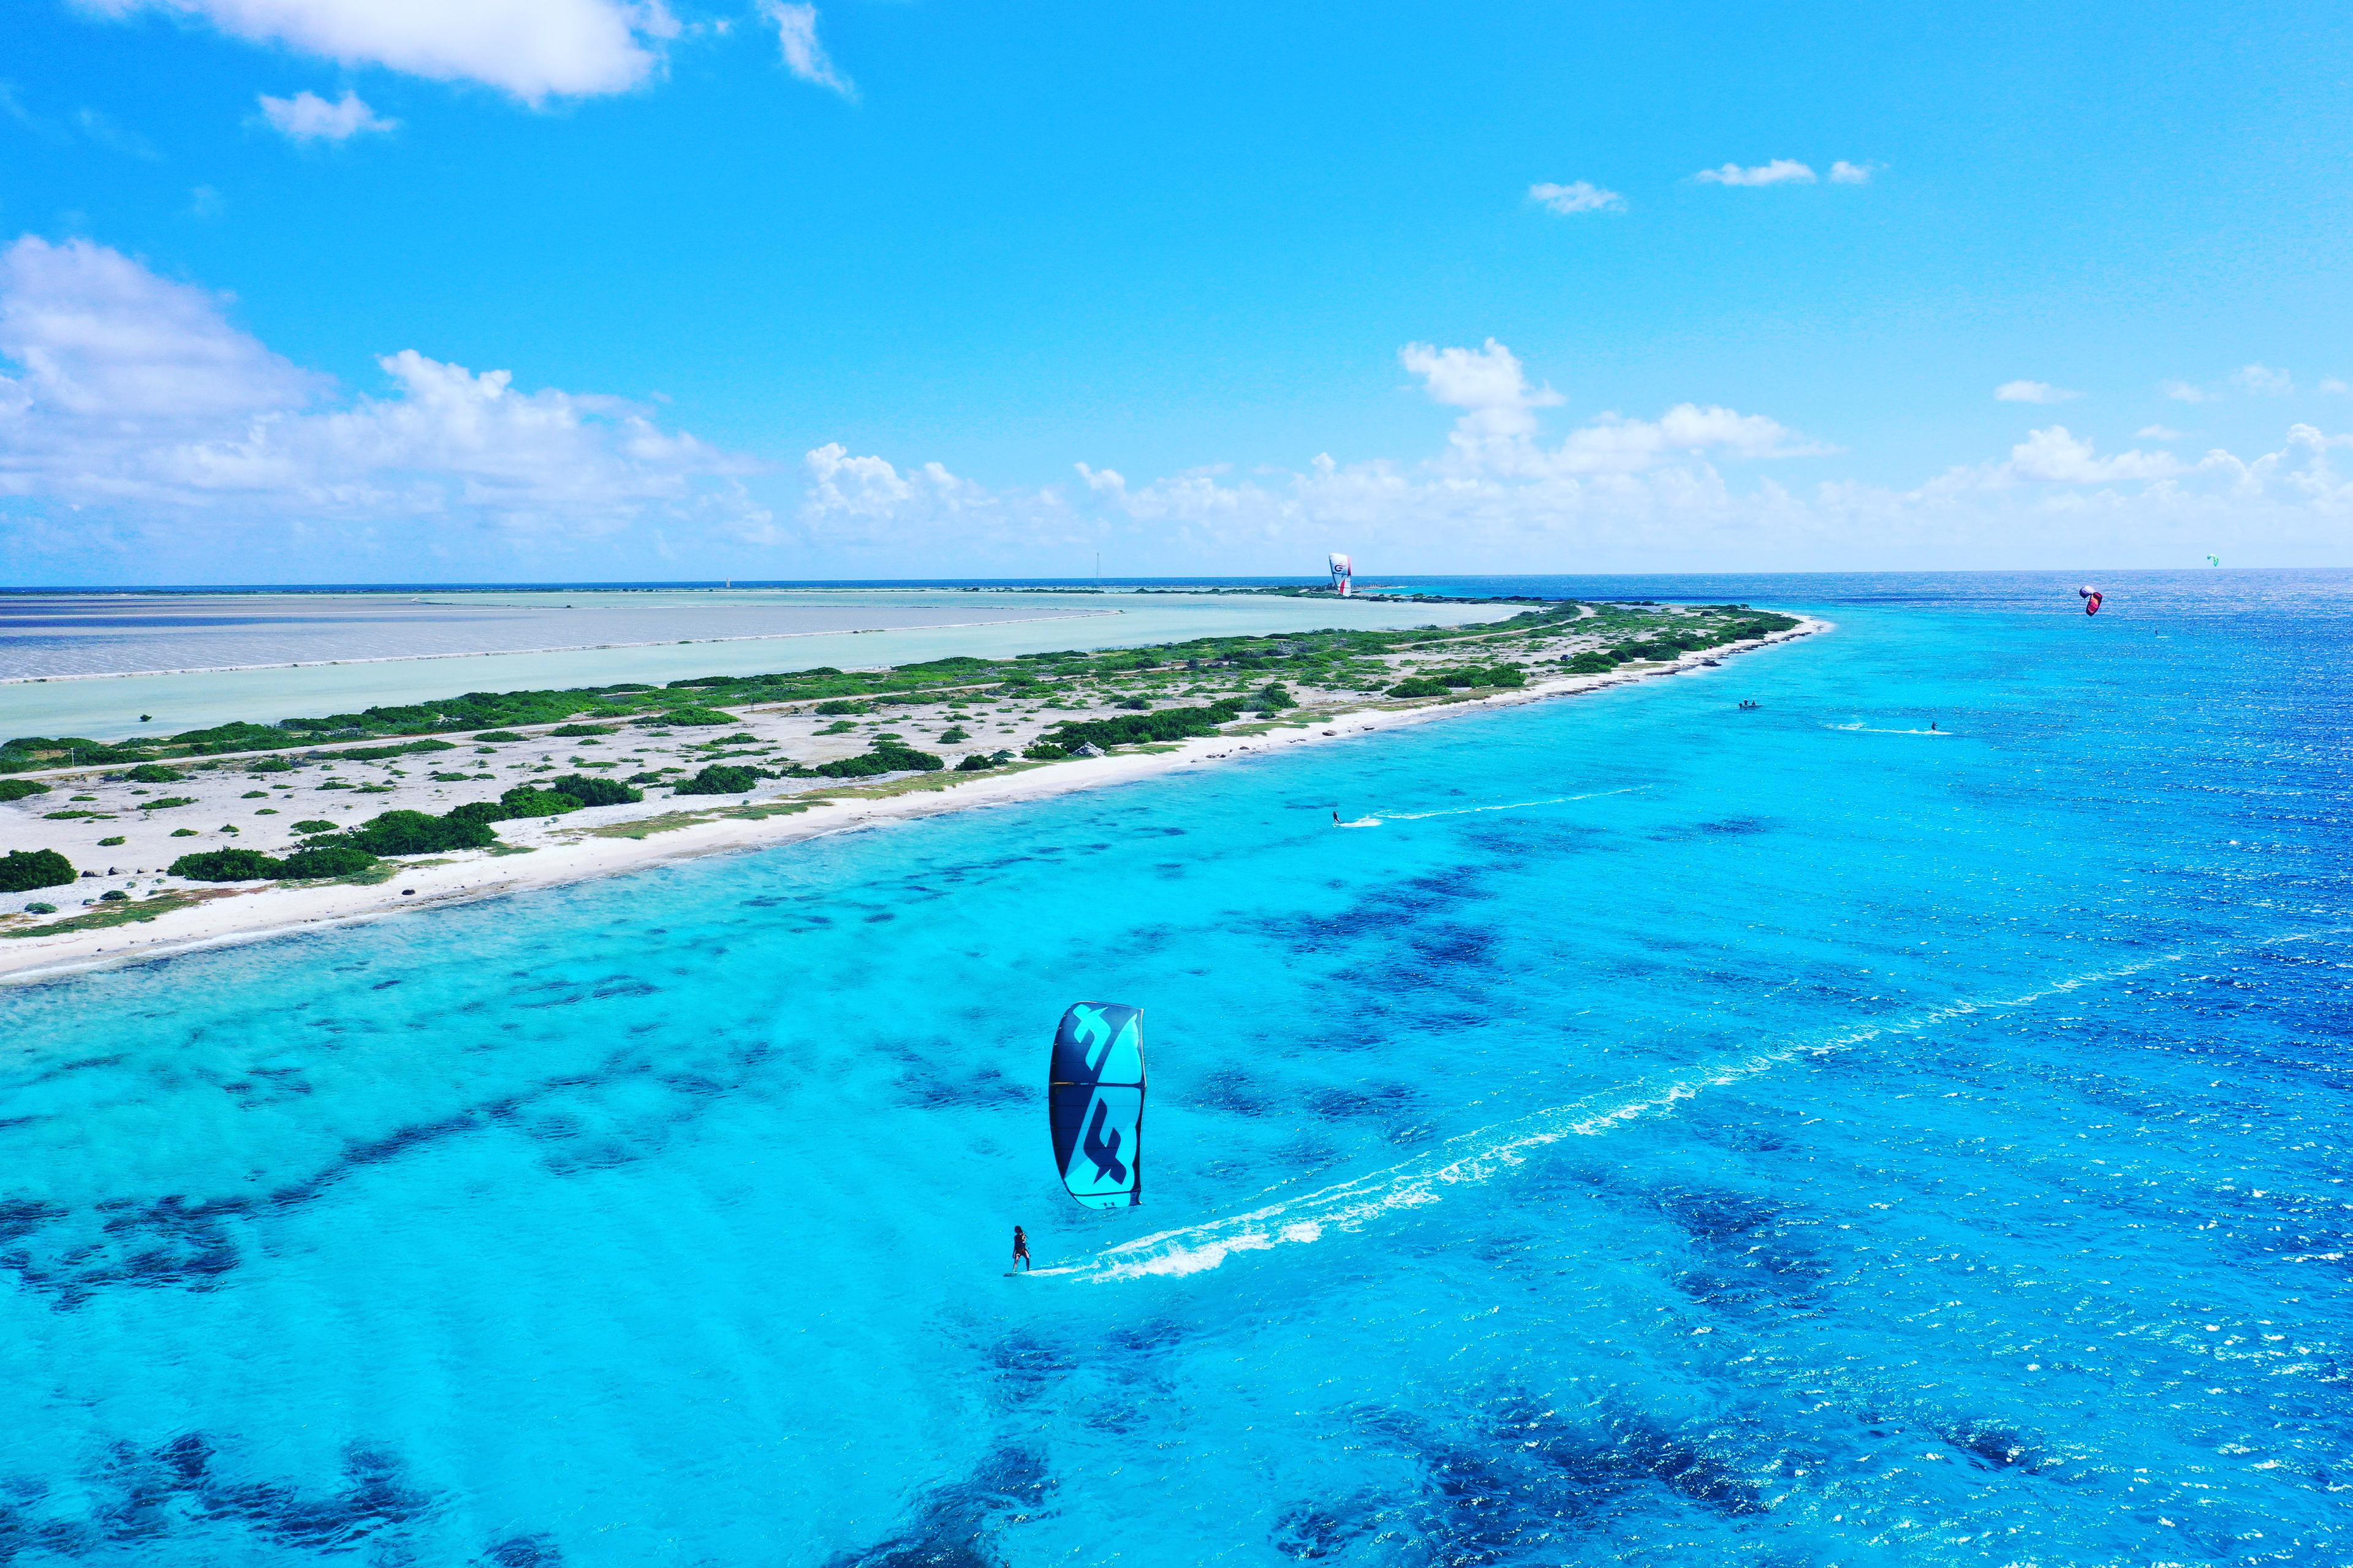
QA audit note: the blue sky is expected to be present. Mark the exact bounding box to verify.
[2,0,2351,582]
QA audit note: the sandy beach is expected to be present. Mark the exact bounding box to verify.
[0,615,1824,984]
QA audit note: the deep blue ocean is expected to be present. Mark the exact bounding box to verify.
[2,572,2347,1566]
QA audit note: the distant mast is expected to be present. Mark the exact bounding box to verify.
[1327,551,1354,597]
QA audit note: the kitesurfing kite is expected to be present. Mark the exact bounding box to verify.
[1049,1002,1146,1208]
[2078,585,2104,616]
[2207,554,2221,567]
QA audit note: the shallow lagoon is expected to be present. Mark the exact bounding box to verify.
[0,588,1511,740]
[0,574,2345,1564]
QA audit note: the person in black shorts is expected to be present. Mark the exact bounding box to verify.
[1012,1226,1031,1272]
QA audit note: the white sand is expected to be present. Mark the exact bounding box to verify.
[0,618,1824,985]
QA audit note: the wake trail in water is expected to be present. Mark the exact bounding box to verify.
[1827,721,1953,737]
[1036,939,2305,1285]
[1354,786,1646,826]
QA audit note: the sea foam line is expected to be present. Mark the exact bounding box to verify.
[1339,786,1646,828]
[1035,948,2201,1284]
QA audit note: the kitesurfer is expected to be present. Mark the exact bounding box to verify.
[1930,720,1938,731]
[1332,809,1341,826]
[1011,1226,1031,1272]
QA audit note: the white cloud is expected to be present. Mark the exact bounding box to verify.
[2136,425,2184,441]
[0,235,764,551]
[756,1,855,99]
[2322,377,2350,395]
[1828,161,1874,184]
[71,105,158,158]
[1694,159,1816,186]
[1528,180,1623,215]
[188,184,224,218]
[2230,363,2293,396]
[2001,426,2183,483]
[257,89,397,142]
[2160,378,2209,403]
[77,0,679,102]
[1995,379,2079,404]
[781,339,2353,574]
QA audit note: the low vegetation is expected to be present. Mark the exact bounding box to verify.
[0,849,75,892]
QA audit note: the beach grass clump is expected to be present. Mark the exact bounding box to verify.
[124,763,186,784]
[143,795,199,810]
[0,781,50,803]
[0,849,76,892]
[98,835,126,846]
[346,810,499,855]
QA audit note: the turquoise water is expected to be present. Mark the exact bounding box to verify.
[2,576,2347,1565]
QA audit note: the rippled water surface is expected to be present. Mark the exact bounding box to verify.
[1,574,2347,1565]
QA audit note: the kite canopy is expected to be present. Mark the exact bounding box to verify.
[1050,1002,1146,1208]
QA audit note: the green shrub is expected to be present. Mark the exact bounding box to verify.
[474,730,525,742]
[291,819,339,835]
[550,724,613,737]
[938,726,970,743]
[1115,697,1151,711]
[24,902,55,915]
[247,757,294,775]
[548,774,643,807]
[1479,665,1527,689]
[672,763,763,794]
[143,796,197,809]
[1044,701,1243,752]
[100,890,129,903]
[0,849,75,892]
[98,835,126,846]
[169,848,281,882]
[170,827,199,838]
[450,786,583,824]
[655,706,733,727]
[807,743,944,779]
[345,810,498,855]
[956,751,1014,772]
[1563,651,1618,675]
[1387,677,1450,699]
[1254,683,1294,711]
[124,763,185,783]
[277,841,379,879]
[1022,741,1069,761]
[503,787,585,817]
[813,700,871,716]
[0,780,50,803]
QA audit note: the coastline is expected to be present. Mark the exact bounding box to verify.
[0,617,1826,986]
